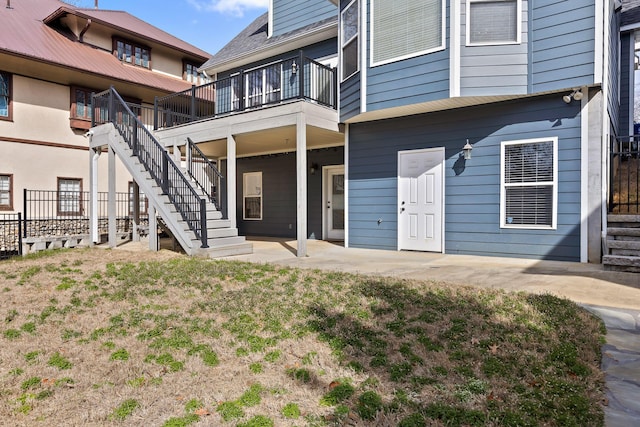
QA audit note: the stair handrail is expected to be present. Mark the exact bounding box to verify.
[92,86,209,248]
[186,137,223,212]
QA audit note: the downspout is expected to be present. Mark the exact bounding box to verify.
[79,19,92,43]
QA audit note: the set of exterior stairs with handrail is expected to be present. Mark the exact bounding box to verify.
[89,87,252,258]
[603,215,640,272]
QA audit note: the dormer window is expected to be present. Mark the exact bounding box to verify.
[114,38,151,69]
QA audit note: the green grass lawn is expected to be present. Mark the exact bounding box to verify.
[0,249,606,426]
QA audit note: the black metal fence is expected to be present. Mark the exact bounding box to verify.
[22,189,148,238]
[0,213,22,260]
[610,136,640,213]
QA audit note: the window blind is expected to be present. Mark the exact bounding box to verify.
[372,0,443,65]
[503,140,555,227]
[469,0,518,44]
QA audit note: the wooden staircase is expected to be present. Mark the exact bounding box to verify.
[603,215,640,272]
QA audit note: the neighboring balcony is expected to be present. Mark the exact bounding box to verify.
[152,54,337,130]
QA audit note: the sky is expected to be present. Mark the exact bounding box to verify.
[67,0,269,55]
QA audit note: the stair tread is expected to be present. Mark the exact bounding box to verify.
[602,255,640,267]
[607,240,640,249]
[607,228,640,236]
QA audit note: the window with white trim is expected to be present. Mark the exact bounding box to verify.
[0,174,12,210]
[501,138,557,229]
[57,178,82,216]
[243,172,262,220]
[371,0,445,66]
[341,0,359,80]
[467,0,520,45]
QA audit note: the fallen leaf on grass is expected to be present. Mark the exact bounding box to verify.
[194,407,210,416]
[489,344,499,354]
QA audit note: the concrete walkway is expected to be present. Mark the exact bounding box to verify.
[228,238,640,426]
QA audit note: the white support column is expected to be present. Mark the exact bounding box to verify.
[296,113,307,257]
[227,134,237,228]
[108,147,117,248]
[148,204,158,251]
[89,147,100,245]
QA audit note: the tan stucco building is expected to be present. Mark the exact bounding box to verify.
[0,0,210,213]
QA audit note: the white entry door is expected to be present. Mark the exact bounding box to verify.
[398,148,444,252]
[324,165,345,240]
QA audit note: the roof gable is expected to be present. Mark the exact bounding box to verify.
[0,0,199,94]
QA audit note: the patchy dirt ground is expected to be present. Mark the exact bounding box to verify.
[0,248,605,427]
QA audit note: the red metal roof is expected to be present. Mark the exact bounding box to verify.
[0,0,208,94]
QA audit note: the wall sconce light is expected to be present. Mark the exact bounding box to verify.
[563,88,583,104]
[310,162,319,175]
[462,139,473,160]
[291,61,298,74]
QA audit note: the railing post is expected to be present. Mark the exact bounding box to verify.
[200,198,209,248]
[191,85,197,122]
[609,136,615,213]
[238,70,245,111]
[132,120,138,156]
[298,50,305,99]
[17,212,23,256]
[186,138,192,176]
[22,188,27,239]
[108,86,115,124]
[153,96,159,131]
[162,154,169,194]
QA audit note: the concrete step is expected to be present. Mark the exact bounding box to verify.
[602,255,640,273]
[192,242,253,258]
[192,235,247,248]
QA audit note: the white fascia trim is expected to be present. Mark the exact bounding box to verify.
[580,86,589,263]
[268,0,274,38]
[594,0,605,84]
[360,0,367,113]
[344,123,350,248]
[450,0,461,97]
[202,22,338,75]
[620,23,640,32]
[600,1,611,246]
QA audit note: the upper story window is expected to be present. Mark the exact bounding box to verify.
[501,138,557,229]
[371,0,445,66]
[0,174,12,211]
[0,71,12,121]
[184,62,211,85]
[114,38,151,69]
[467,0,521,45]
[341,0,359,80]
[70,87,95,130]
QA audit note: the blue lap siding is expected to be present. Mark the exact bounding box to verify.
[348,94,582,261]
